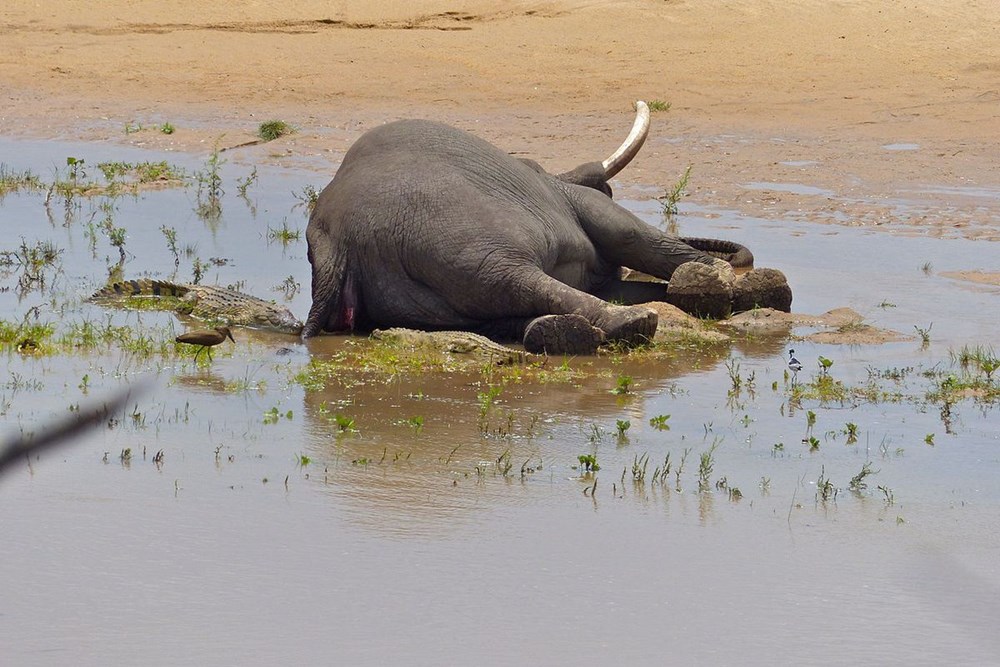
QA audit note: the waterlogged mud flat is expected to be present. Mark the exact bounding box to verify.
[2,137,1000,664]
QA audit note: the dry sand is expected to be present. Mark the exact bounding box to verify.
[2,1,999,246]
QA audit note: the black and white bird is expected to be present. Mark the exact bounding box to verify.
[787,349,803,378]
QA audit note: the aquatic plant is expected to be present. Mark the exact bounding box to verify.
[258,120,296,142]
[675,447,691,490]
[631,452,649,483]
[263,407,293,424]
[914,323,932,346]
[99,202,127,263]
[659,164,692,216]
[611,374,633,395]
[790,372,849,404]
[951,345,999,380]
[477,384,503,432]
[273,275,300,299]
[333,414,356,432]
[577,453,600,472]
[407,416,424,434]
[194,148,225,220]
[650,453,672,485]
[818,355,833,375]
[237,167,258,198]
[724,357,742,392]
[848,461,877,493]
[697,443,717,492]
[816,466,837,503]
[0,164,44,197]
[649,414,671,430]
[293,184,320,214]
[96,160,185,184]
[160,225,180,266]
[0,239,63,293]
[267,220,301,244]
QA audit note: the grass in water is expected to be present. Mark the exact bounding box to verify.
[258,120,296,142]
[660,165,692,216]
[0,164,44,196]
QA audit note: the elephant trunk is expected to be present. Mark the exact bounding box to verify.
[679,237,754,269]
[601,101,651,179]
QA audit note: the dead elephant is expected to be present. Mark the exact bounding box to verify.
[304,102,790,354]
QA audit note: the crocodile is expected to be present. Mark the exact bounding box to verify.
[371,328,527,365]
[90,279,303,334]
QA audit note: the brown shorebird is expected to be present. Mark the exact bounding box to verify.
[176,326,235,362]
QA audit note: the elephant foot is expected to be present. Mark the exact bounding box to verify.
[665,259,735,319]
[523,314,606,355]
[732,268,793,313]
[593,305,658,347]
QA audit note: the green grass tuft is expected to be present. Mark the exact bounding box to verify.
[258,120,296,142]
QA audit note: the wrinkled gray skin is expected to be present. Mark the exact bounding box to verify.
[304,116,743,353]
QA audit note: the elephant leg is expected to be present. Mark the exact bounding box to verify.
[569,186,715,281]
[510,270,658,353]
[595,266,793,316]
[522,314,607,355]
[732,267,793,313]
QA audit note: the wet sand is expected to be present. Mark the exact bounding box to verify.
[2,0,999,244]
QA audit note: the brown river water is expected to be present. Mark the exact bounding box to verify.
[1,137,998,664]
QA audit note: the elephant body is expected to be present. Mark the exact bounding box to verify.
[305,110,788,354]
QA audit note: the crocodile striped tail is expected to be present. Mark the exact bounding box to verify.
[91,278,193,300]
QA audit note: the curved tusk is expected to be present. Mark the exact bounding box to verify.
[601,100,651,179]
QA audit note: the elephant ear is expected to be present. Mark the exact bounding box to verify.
[556,162,613,198]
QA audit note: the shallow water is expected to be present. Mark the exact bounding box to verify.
[1,137,999,664]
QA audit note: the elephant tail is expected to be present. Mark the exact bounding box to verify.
[680,237,754,269]
[302,241,355,338]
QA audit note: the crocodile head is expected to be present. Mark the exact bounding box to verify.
[249,304,304,334]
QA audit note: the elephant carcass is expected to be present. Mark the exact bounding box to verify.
[304,103,789,354]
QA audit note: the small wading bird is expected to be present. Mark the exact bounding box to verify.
[787,348,803,381]
[176,326,235,362]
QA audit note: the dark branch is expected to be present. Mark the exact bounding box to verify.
[0,381,152,478]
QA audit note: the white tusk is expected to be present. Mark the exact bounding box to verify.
[601,100,651,179]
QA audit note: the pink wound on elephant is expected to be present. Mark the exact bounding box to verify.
[331,273,358,331]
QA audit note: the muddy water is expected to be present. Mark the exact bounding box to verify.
[2,138,999,664]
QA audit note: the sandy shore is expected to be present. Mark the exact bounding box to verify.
[2,0,999,238]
